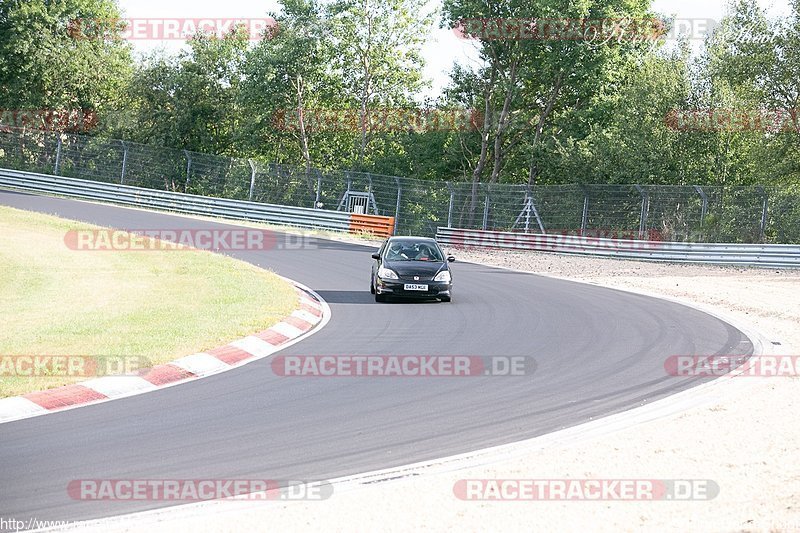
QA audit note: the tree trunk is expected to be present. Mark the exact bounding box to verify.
[528,69,565,187]
[293,74,315,201]
[294,74,312,173]
[489,58,519,184]
[357,0,374,168]
[469,64,497,227]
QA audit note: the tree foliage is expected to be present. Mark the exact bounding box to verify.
[0,0,132,114]
[1,0,798,191]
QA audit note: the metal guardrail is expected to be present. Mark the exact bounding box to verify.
[436,227,800,268]
[2,167,796,267]
[0,168,353,232]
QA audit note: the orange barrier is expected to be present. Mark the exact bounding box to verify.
[349,214,395,238]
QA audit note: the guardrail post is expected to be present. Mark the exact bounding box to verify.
[54,136,62,175]
[482,185,490,230]
[446,182,455,228]
[757,186,769,242]
[247,159,257,201]
[394,177,401,234]
[119,141,128,184]
[694,185,708,227]
[635,184,649,239]
[183,150,192,192]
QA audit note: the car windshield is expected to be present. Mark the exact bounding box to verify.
[385,242,444,262]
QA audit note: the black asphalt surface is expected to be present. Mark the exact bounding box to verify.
[0,190,753,526]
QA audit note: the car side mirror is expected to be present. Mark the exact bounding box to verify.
[372,253,381,260]
[447,256,455,262]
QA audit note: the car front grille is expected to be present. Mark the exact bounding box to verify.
[398,274,434,281]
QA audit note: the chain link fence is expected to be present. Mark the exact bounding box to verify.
[0,127,797,243]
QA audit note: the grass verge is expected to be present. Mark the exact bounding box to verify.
[0,205,299,398]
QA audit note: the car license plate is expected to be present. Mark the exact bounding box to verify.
[404,284,428,291]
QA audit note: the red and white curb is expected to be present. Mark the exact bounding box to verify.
[0,278,329,425]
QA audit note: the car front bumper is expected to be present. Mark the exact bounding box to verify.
[376,278,452,298]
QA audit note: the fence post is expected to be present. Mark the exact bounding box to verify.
[446,181,454,228]
[529,188,546,234]
[314,171,322,208]
[248,159,257,201]
[183,150,192,192]
[524,187,531,232]
[54,136,62,175]
[694,185,708,227]
[119,141,128,184]
[482,185,490,230]
[581,187,589,233]
[394,177,401,234]
[367,173,378,215]
[337,172,352,211]
[634,184,649,239]
[757,186,768,242]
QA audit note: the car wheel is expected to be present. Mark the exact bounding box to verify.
[440,295,451,302]
[370,276,375,294]
[375,293,386,303]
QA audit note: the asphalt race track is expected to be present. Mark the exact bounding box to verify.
[0,190,753,525]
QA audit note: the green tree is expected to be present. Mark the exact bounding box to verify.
[440,0,660,223]
[0,0,132,128]
[239,0,339,170]
[125,26,249,155]
[325,0,435,166]
[702,0,800,185]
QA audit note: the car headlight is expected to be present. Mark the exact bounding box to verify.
[434,270,451,282]
[378,266,399,280]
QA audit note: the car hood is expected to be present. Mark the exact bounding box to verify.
[384,260,446,279]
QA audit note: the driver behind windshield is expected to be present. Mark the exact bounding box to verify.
[414,244,442,261]
[387,243,409,261]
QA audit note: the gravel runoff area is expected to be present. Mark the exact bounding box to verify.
[86,248,799,533]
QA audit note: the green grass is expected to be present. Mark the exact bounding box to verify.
[0,206,299,397]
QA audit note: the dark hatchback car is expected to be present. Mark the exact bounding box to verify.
[370,237,454,302]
